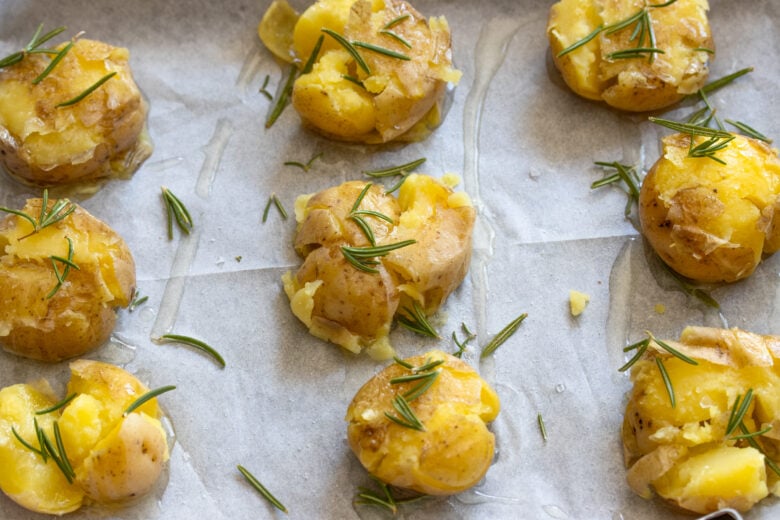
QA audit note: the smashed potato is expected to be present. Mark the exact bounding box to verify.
[0,360,170,515]
[0,197,136,361]
[347,350,500,495]
[639,133,780,283]
[260,0,461,143]
[282,174,474,358]
[547,0,712,111]
[623,327,780,514]
[0,38,151,186]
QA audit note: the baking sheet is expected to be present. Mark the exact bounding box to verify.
[1,0,779,518]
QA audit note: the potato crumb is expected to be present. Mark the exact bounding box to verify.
[569,290,590,316]
[654,303,666,314]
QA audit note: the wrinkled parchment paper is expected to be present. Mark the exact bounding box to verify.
[1,0,778,518]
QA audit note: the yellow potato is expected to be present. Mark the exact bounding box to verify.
[346,350,500,495]
[639,133,780,283]
[263,0,460,143]
[0,198,136,361]
[622,327,780,514]
[283,175,474,357]
[0,360,170,514]
[0,38,151,186]
[547,0,712,112]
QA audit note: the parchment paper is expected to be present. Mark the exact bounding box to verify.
[1,0,778,518]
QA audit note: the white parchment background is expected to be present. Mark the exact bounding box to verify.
[0,0,778,518]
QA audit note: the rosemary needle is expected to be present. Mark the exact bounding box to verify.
[124,385,176,416]
[321,28,370,74]
[283,152,323,171]
[56,71,116,107]
[262,193,287,222]
[383,14,410,30]
[480,313,527,359]
[352,41,411,61]
[341,239,416,273]
[258,74,272,100]
[364,158,426,178]
[379,29,412,49]
[725,119,771,143]
[725,389,754,437]
[128,291,149,312]
[159,334,226,368]
[538,413,548,442]
[237,465,288,513]
[265,64,297,128]
[47,237,79,299]
[397,301,439,338]
[36,393,77,415]
[32,40,73,84]
[656,358,675,408]
[161,186,193,238]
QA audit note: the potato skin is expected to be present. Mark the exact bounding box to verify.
[0,39,151,186]
[283,176,474,356]
[547,0,712,112]
[346,350,500,495]
[622,327,780,514]
[0,198,136,361]
[639,133,780,283]
[290,0,459,143]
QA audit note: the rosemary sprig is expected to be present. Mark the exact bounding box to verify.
[618,338,650,372]
[688,134,735,165]
[385,395,425,431]
[341,239,416,273]
[364,158,426,178]
[284,152,323,172]
[725,389,754,437]
[538,413,548,442]
[15,419,76,483]
[237,464,288,513]
[124,385,176,416]
[321,28,370,74]
[656,357,675,408]
[650,118,734,163]
[390,356,443,402]
[649,333,698,366]
[159,334,225,368]
[0,24,66,69]
[355,477,427,514]
[258,74,272,100]
[383,14,410,30]
[32,40,74,85]
[480,313,527,359]
[592,161,641,217]
[452,322,476,358]
[660,263,719,309]
[649,118,732,138]
[397,301,439,338]
[265,64,297,128]
[47,237,79,299]
[379,30,412,49]
[56,71,116,107]
[36,393,76,415]
[161,186,193,239]
[347,183,394,246]
[262,193,288,223]
[352,41,411,61]
[725,119,771,143]
[128,290,149,312]
[1,189,75,240]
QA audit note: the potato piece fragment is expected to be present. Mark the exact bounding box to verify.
[0,199,136,361]
[0,361,170,514]
[639,133,780,283]
[622,327,780,514]
[547,0,712,111]
[283,175,474,357]
[0,38,151,186]
[346,350,500,495]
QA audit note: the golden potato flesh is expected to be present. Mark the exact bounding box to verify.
[639,133,780,283]
[283,175,474,358]
[0,198,136,361]
[547,0,712,111]
[623,327,780,514]
[0,38,151,186]
[285,0,461,143]
[0,360,170,514]
[346,350,500,495]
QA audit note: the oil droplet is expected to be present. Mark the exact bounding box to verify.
[555,383,566,393]
[543,504,569,519]
[611,512,626,520]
